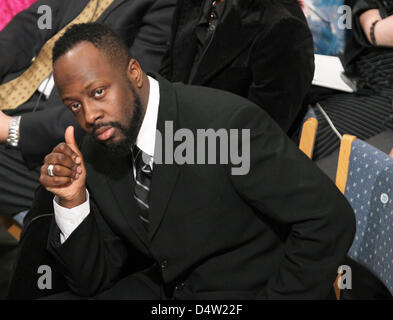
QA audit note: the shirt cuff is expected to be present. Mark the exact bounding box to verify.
[53,189,90,244]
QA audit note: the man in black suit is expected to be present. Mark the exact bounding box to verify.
[40,23,355,299]
[160,0,314,139]
[0,0,176,216]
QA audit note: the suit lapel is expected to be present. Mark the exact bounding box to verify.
[84,75,181,246]
[148,75,180,242]
[191,8,260,85]
[97,0,125,22]
[103,159,149,248]
[84,142,149,251]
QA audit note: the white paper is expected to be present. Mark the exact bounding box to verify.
[312,54,355,93]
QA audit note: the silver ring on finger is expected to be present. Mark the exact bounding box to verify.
[47,164,55,177]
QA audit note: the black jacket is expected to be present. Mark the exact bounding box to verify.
[48,74,355,299]
[0,0,176,168]
[344,0,393,72]
[160,0,315,137]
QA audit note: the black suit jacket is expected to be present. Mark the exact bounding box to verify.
[0,0,176,168]
[160,0,315,137]
[48,74,355,299]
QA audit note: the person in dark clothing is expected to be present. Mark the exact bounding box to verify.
[0,0,176,216]
[312,0,393,160]
[38,22,354,300]
[0,0,175,300]
[160,0,315,139]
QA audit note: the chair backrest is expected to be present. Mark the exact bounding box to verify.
[299,106,318,159]
[336,134,393,294]
[0,215,21,241]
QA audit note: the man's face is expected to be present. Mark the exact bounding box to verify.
[53,41,144,154]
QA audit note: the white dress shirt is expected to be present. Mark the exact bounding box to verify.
[53,76,160,243]
[38,74,55,99]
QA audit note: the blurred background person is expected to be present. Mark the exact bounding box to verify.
[0,0,175,218]
[160,0,315,139]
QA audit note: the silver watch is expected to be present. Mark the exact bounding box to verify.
[6,116,21,148]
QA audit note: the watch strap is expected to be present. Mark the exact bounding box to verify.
[6,116,21,148]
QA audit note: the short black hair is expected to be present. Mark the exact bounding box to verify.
[52,23,132,68]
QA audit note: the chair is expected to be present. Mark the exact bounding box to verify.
[336,134,393,295]
[299,106,318,159]
[0,215,22,241]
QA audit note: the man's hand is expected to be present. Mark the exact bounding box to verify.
[40,126,87,208]
[390,148,393,158]
[0,111,11,142]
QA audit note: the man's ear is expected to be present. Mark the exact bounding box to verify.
[126,58,144,89]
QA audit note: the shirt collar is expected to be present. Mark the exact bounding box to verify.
[135,76,160,159]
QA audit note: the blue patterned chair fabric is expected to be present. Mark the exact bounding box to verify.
[345,139,393,294]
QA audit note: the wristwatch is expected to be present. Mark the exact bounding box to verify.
[6,116,21,148]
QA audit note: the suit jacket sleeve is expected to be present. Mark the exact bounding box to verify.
[47,197,130,297]
[158,0,181,80]
[19,101,84,169]
[248,16,314,133]
[0,0,87,168]
[0,0,72,81]
[228,104,356,299]
[129,0,176,73]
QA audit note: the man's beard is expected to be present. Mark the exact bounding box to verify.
[91,83,144,157]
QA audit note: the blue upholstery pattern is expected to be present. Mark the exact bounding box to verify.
[345,139,393,294]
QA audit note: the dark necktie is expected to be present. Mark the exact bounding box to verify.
[132,146,152,230]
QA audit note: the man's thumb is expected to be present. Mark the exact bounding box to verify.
[65,126,80,151]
